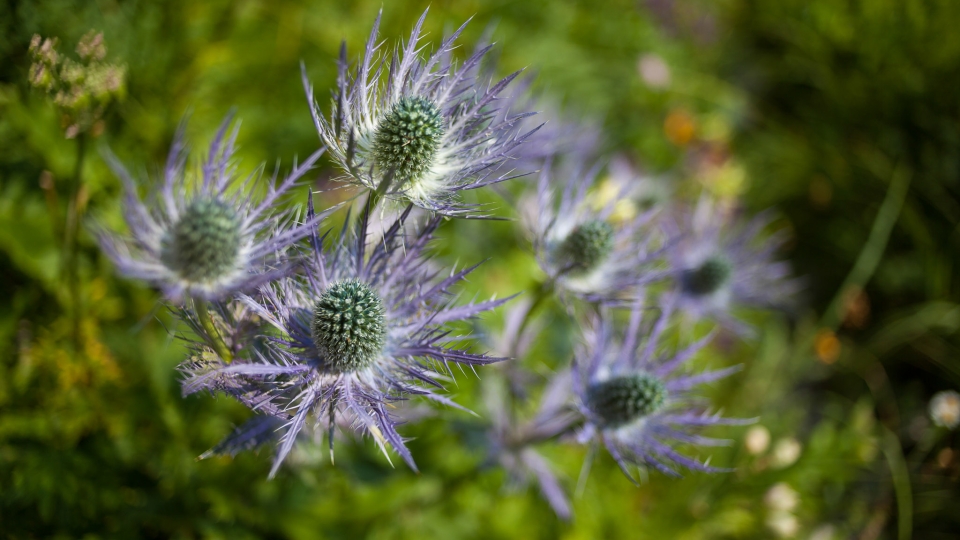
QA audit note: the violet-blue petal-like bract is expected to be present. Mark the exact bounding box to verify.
[523,159,669,305]
[181,194,511,476]
[96,115,328,302]
[303,8,541,217]
[666,197,800,335]
[572,302,753,481]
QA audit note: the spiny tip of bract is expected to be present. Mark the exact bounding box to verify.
[586,373,667,428]
[312,279,387,372]
[161,197,242,283]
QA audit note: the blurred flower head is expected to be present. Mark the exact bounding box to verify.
[766,511,800,538]
[96,116,327,302]
[572,302,750,480]
[666,196,799,335]
[182,200,510,476]
[929,390,960,429]
[304,9,540,217]
[524,159,668,305]
[764,482,800,512]
[771,437,802,468]
[744,424,771,455]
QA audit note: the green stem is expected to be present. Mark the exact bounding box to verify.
[821,165,911,330]
[511,279,554,356]
[881,425,913,540]
[64,134,86,352]
[195,298,233,364]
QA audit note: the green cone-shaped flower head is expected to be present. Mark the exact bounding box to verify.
[586,373,667,428]
[161,198,242,283]
[312,279,387,372]
[558,220,615,275]
[373,95,445,186]
[682,255,732,296]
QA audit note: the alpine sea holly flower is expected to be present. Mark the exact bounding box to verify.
[303,9,540,217]
[523,159,668,305]
[666,196,799,334]
[572,302,751,481]
[182,195,511,476]
[96,115,329,302]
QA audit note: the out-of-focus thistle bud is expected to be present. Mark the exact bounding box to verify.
[557,220,616,276]
[27,30,126,138]
[586,373,667,428]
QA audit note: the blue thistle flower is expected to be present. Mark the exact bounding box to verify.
[525,159,668,304]
[666,197,800,335]
[96,115,328,302]
[303,9,541,217]
[181,195,511,476]
[572,302,752,481]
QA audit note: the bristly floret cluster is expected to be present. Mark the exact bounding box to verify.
[304,8,541,217]
[93,8,800,518]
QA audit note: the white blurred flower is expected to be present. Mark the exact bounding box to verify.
[764,482,799,512]
[745,425,771,455]
[766,511,800,538]
[929,390,960,429]
[808,524,836,540]
[771,437,802,468]
[638,53,671,90]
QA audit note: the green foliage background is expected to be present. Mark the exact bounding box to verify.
[1,0,958,538]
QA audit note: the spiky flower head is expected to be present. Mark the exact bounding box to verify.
[311,279,387,371]
[181,196,511,476]
[524,159,668,304]
[666,196,800,335]
[304,9,540,217]
[371,96,445,183]
[96,115,328,302]
[572,302,752,480]
[586,373,667,428]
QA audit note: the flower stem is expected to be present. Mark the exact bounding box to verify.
[194,298,233,364]
[511,279,554,356]
[64,134,86,353]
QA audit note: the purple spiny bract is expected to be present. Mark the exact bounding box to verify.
[181,194,511,477]
[665,196,801,335]
[572,302,752,481]
[524,158,669,305]
[303,8,541,217]
[96,114,327,302]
